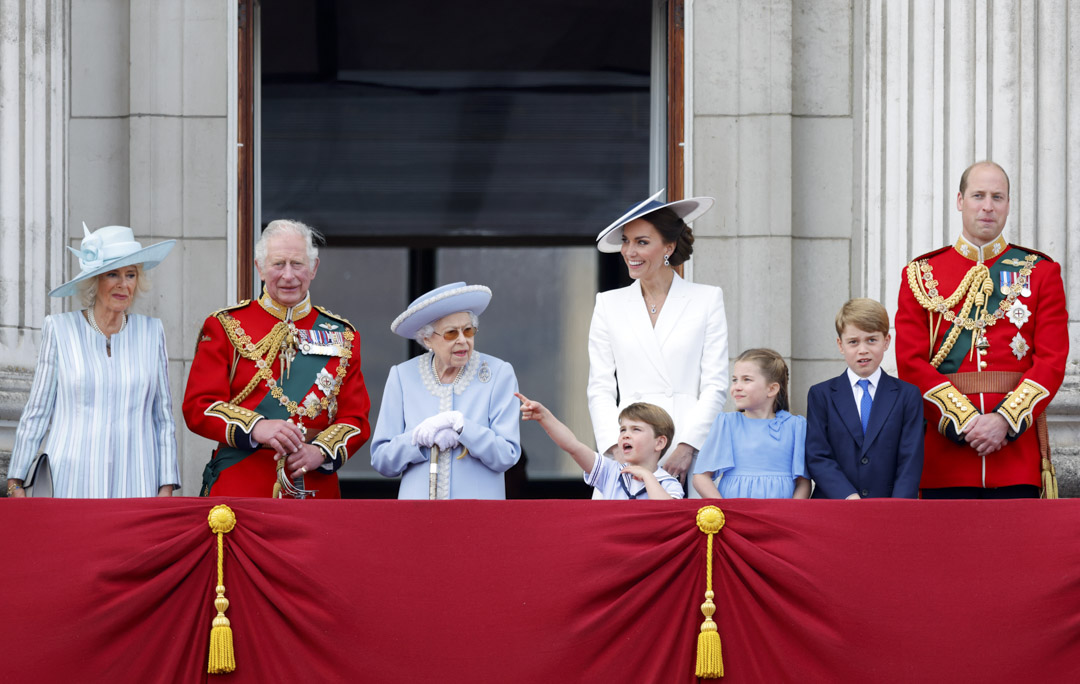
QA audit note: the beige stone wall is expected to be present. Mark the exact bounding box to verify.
[1,0,230,494]
[690,0,855,412]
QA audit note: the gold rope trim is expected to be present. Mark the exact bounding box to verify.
[695,506,725,678]
[1037,409,1058,500]
[218,311,353,423]
[905,255,1039,368]
[207,505,237,674]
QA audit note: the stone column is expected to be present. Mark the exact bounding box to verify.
[690,0,856,413]
[691,0,795,371]
[860,0,1080,494]
[0,0,66,476]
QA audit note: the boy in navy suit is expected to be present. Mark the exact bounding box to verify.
[806,299,924,498]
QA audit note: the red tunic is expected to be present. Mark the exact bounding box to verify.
[183,293,371,497]
[895,233,1068,490]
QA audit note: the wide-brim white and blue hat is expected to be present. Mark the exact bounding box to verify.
[595,188,715,253]
[390,282,493,340]
[49,223,176,298]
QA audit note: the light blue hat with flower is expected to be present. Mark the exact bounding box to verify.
[49,223,176,298]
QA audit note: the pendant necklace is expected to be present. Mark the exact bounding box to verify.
[86,307,127,355]
[643,291,664,316]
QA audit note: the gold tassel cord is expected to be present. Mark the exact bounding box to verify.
[695,506,726,678]
[1042,459,1058,500]
[207,505,237,674]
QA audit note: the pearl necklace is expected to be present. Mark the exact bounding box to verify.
[86,307,127,352]
[433,355,466,386]
[420,351,479,412]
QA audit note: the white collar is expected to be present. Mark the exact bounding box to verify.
[846,366,882,389]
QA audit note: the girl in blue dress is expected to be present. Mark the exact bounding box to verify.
[692,348,810,499]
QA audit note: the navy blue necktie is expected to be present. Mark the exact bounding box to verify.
[857,378,872,434]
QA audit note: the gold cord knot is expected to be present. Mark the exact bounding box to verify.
[208,504,236,535]
[696,505,725,535]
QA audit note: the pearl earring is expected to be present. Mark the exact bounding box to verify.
[664,253,670,266]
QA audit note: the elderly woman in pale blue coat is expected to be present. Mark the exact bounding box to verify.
[371,283,520,499]
[6,223,180,498]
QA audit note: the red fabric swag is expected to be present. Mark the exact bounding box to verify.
[2,498,1079,683]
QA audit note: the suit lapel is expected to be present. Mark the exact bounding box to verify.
[829,373,864,447]
[622,281,670,383]
[861,371,899,454]
[654,273,691,348]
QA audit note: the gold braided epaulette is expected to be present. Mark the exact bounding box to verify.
[314,305,355,331]
[1008,245,1052,263]
[906,252,1040,368]
[210,300,251,319]
[924,382,978,436]
[996,379,1049,434]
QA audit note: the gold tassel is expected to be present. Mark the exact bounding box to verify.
[1041,458,1058,500]
[207,505,238,674]
[695,506,726,678]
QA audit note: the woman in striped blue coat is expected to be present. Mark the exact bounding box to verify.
[6,224,180,498]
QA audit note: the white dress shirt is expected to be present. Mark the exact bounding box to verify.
[846,366,882,422]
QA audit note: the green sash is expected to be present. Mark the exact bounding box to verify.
[200,311,341,495]
[937,247,1037,374]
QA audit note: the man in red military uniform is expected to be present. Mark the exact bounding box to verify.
[184,219,370,498]
[895,161,1068,498]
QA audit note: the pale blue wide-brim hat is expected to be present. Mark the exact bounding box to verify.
[595,188,715,253]
[49,223,176,298]
[390,282,492,339]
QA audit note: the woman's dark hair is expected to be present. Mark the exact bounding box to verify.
[641,207,694,266]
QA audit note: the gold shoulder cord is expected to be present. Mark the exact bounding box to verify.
[216,313,290,405]
[905,254,1039,368]
[215,311,354,422]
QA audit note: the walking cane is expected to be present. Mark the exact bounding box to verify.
[428,445,440,500]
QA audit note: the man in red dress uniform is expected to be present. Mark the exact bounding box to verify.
[184,219,371,497]
[895,161,1069,498]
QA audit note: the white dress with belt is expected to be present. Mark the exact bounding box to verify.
[587,273,729,498]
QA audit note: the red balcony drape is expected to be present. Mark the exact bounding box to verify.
[3,498,1079,683]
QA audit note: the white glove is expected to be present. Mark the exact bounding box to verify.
[411,411,464,448]
[433,427,460,451]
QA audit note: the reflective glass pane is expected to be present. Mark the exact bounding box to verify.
[439,247,596,479]
[307,247,409,479]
